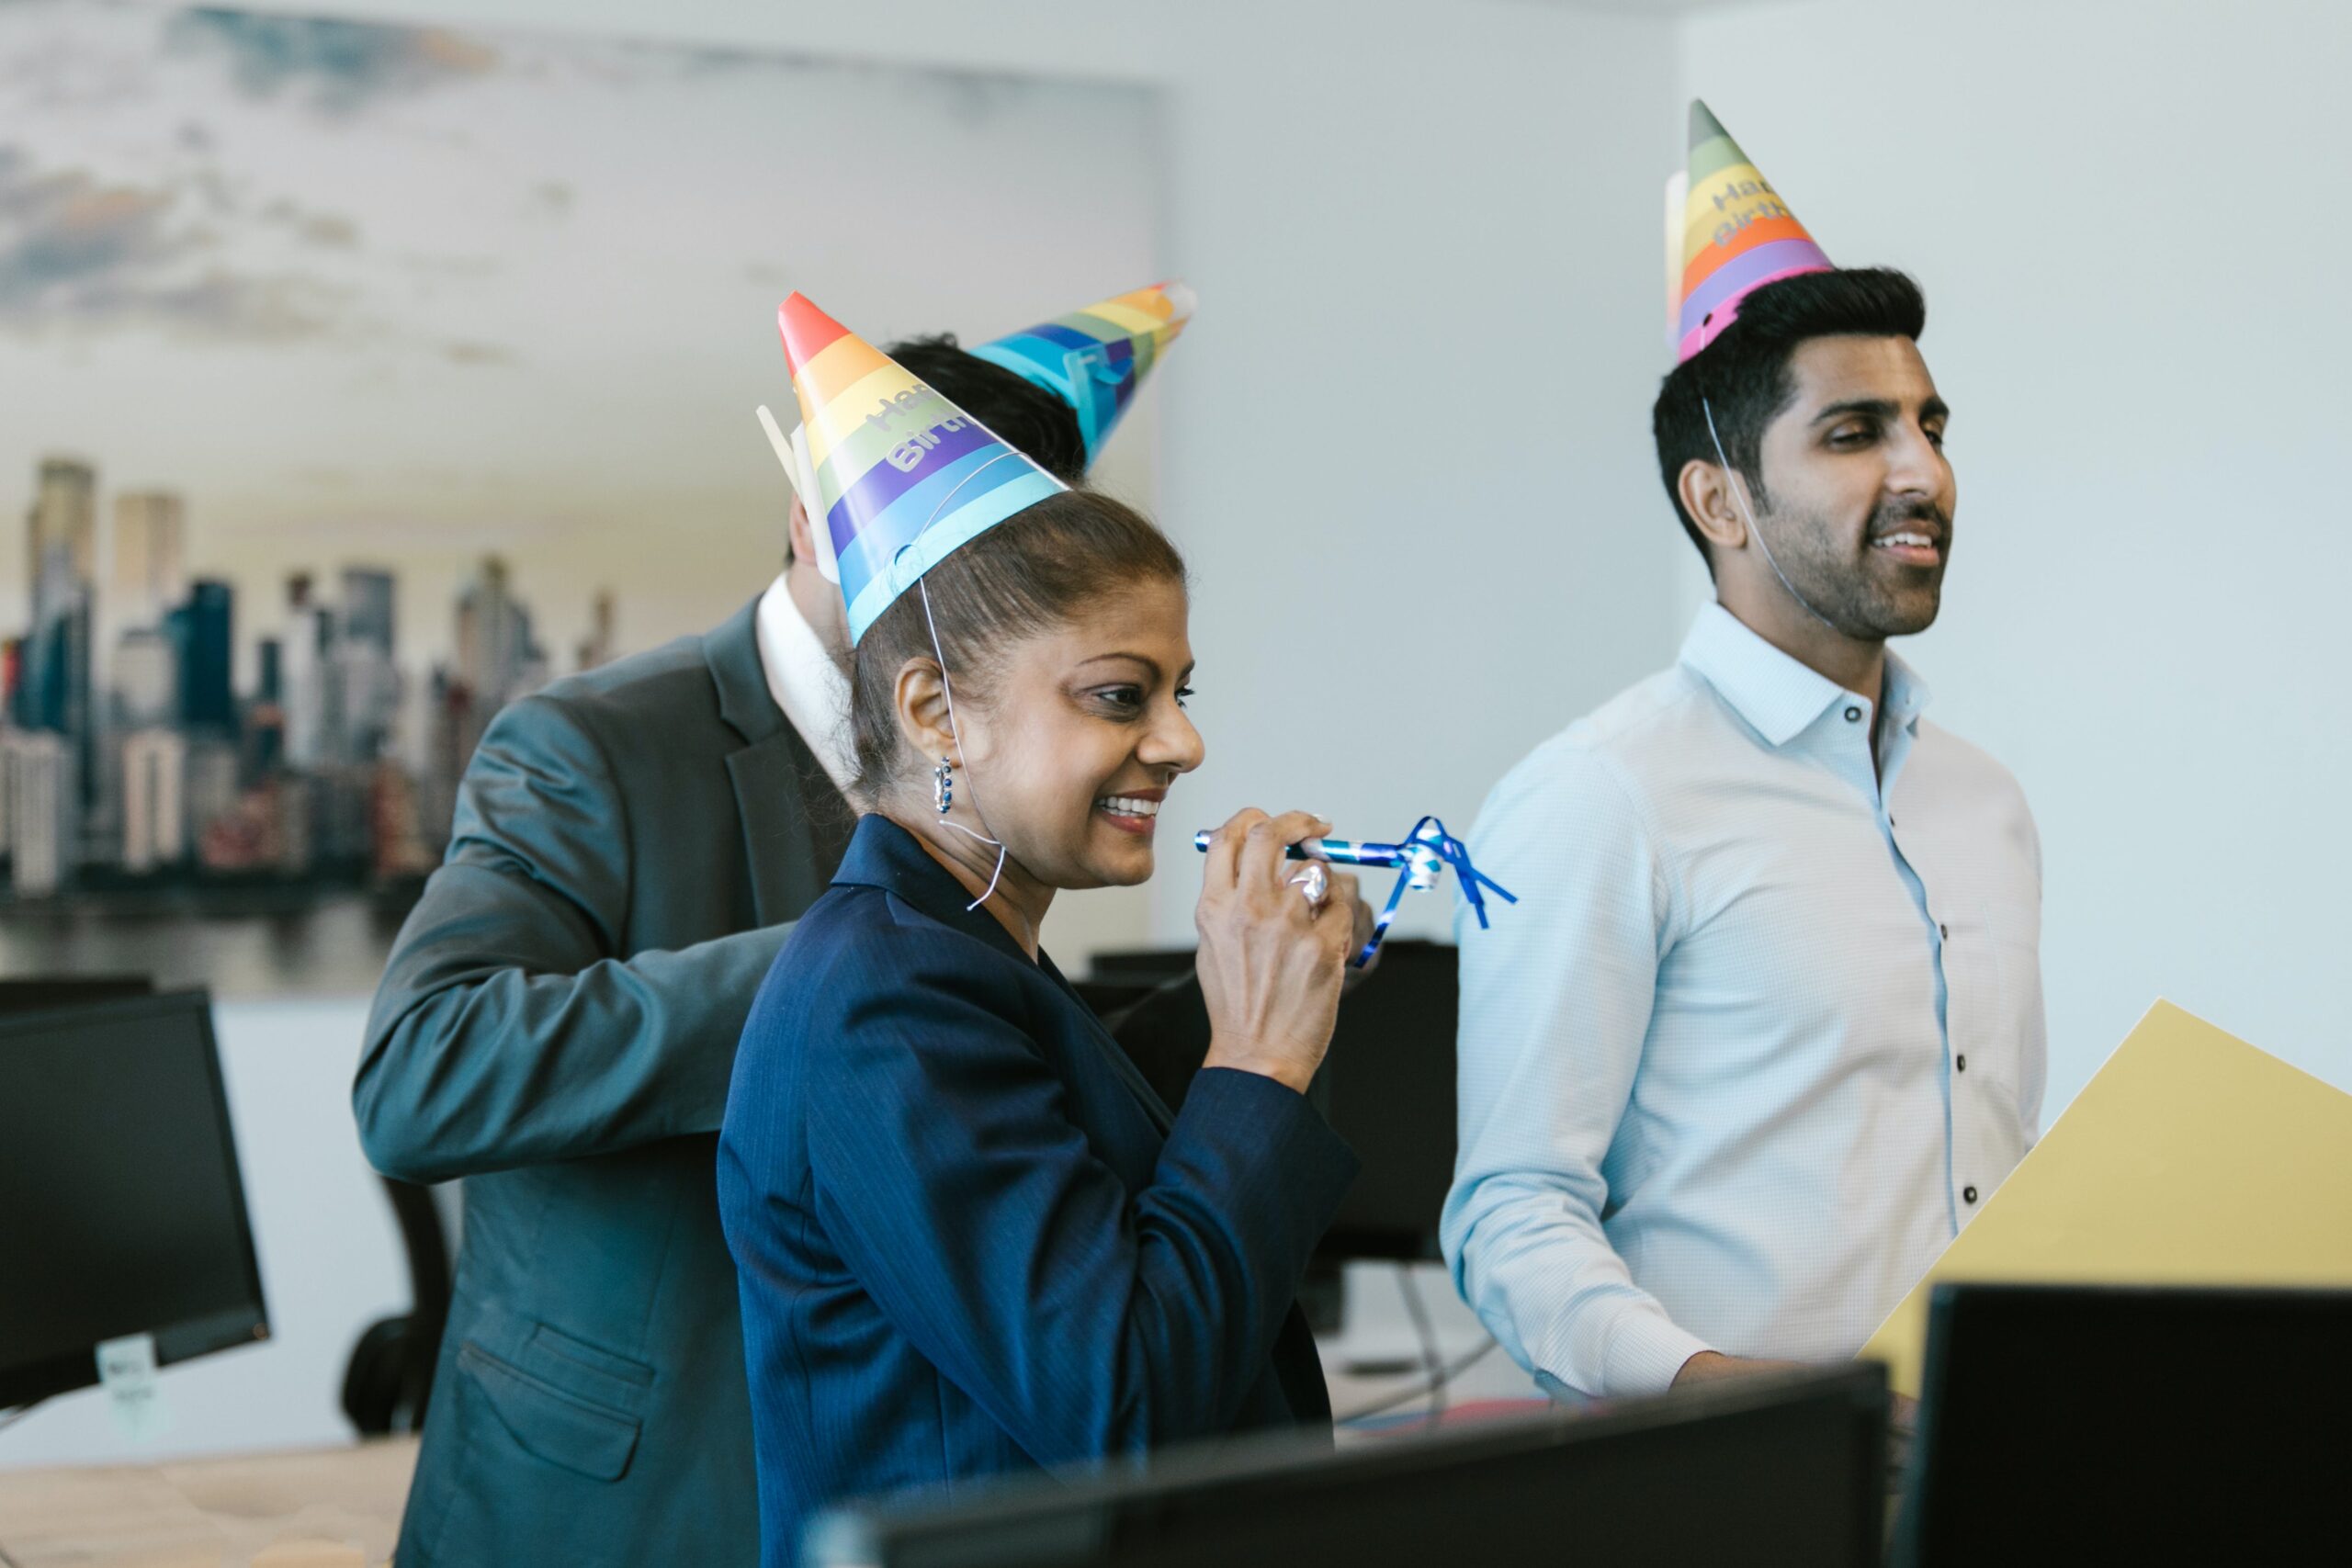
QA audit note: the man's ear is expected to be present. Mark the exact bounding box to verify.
[786,498,811,567]
[1677,457,1751,555]
[892,657,956,764]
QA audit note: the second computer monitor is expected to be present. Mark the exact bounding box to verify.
[810,1363,1890,1568]
[1085,942,1458,1261]
[1898,1281,2352,1565]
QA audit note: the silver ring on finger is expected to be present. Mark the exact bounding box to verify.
[1287,862,1330,909]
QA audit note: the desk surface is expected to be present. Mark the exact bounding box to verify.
[0,1437,415,1568]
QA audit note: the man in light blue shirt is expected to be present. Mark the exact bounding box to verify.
[1444,261,2045,1400]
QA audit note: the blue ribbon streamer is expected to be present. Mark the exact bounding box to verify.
[1354,816,1516,969]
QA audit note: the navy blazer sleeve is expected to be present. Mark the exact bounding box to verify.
[784,920,1356,1465]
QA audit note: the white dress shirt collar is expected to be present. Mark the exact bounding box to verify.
[753,571,854,794]
[1679,601,1933,748]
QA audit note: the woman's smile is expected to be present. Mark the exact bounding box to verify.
[1093,786,1166,837]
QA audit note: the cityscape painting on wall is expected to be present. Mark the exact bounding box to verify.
[0,4,1154,992]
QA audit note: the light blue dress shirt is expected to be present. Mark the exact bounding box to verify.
[1443,604,2045,1398]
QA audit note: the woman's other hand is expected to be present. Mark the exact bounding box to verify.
[1194,808,1359,1094]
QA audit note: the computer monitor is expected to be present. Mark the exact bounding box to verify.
[0,974,153,1014]
[1084,942,1458,1262]
[0,990,270,1409]
[1076,968,1204,1117]
[808,1364,1889,1568]
[1895,1281,2352,1565]
[1311,941,1456,1260]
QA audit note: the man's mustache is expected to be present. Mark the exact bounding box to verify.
[1868,497,1952,539]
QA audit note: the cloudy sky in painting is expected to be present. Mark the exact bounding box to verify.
[0,3,1156,678]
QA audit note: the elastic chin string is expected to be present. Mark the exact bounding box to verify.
[916,570,1009,913]
[894,446,1035,917]
[1702,395,1840,636]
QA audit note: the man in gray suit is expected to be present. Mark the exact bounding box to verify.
[354,340,1091,1568]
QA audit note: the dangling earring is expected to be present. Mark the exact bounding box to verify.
[933,755,955,815]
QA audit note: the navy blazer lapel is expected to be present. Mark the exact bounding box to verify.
[1043,952,1176,1136]
[707,597,854,926]
[834,818,1176,1134]
[832,815,1034,965]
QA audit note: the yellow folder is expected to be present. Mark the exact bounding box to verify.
[1860,999,2352,1398]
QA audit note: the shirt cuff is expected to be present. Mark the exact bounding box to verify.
[1596,1309,1714,1398]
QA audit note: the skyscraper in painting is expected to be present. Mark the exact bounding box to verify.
[168,580,237,734]
[1,455,614,903]
[110,491,187,634]
[451,555,548,770]
[1,729,72,898]
[19,459,97,859]
[336,568,400,764]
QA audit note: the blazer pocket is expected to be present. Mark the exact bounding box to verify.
[457,1338,643,1483]
[523,1322,656,1416]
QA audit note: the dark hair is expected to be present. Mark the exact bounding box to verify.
[883,333,1089,484]
[1651,267,1928,573]
[848,489,1188,805]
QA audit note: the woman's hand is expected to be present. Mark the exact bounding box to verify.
[1193,808,1360,1094]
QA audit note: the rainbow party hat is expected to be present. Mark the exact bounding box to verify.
[1674,101,1834,363]
[779,293,1068,644]
[969,282,1195,465]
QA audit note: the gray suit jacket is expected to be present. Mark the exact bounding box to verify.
[355,597,853,1568]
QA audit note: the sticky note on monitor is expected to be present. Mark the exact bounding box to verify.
[1860,999,2352,1398]
[96,1331,175,1444]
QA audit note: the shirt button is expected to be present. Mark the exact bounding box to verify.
[1956,1054,1968,1072]
[1963,1186,1979,1204]
[1844,705,1863,722]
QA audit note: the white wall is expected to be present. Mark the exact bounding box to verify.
[1137,3,1690,948]
[1679,0,2352,1111]
[0,999,406,1470]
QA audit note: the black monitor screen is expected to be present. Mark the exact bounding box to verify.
[0,975,153,1015]
[1317,941,1455,1259]
[1900,1283,2352,1565]
[1085,942,1458,1261]
[812,1365,1889,1568]
[0,990,268,1407]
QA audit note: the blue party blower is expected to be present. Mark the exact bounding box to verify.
[1193,816,1514,968]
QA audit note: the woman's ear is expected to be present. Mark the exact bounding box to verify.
[1678,457,1752,555]
[892,657,957,764]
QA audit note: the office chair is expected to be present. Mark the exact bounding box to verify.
[342,1176,453,1436]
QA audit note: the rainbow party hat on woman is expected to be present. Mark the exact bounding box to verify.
[969,281,1195,465]
[1674,101,1833,363]
[778,292,1067,644]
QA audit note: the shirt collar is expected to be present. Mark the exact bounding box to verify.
[1679,602,1933,747]
[754,571,854,791]
[1879,647,1932,735]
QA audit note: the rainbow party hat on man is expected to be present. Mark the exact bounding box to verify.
[779,293,1067,644]
[1674,100,1834,363]
[969,282,1194,465]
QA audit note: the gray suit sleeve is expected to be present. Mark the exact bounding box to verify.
[354,692,790,1184]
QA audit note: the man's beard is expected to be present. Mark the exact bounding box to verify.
[1763,492,1951,640]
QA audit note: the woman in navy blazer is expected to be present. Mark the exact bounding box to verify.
[718,487,1364,1567]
